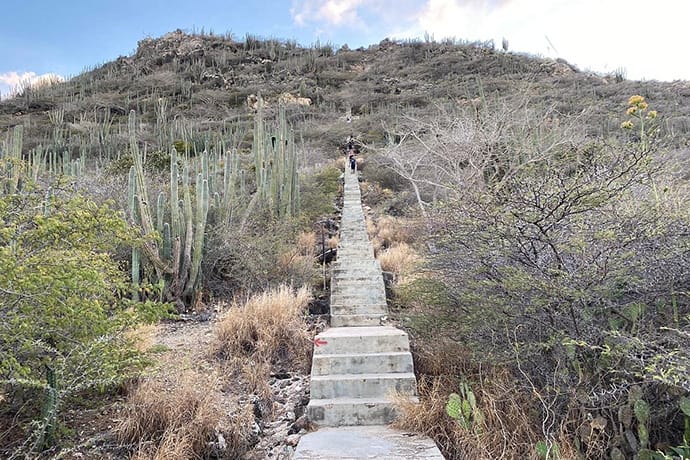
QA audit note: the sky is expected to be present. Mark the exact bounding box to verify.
[1,0,688,98]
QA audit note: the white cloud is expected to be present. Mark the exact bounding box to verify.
[0,71,65,99]
[291,0,367,26]
[399,0,690,81]
[291,0,689,81]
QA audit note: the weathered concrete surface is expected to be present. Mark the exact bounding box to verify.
[296,166,445,458]
[293,426,444,459]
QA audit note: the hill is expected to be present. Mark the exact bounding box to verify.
[1,30,690,459]
[3,30,690,158]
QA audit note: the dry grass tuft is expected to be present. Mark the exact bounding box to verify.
[125,324,159,353]
[366,218,377,239]
[334,156,347,170]
[296,231,316,256]
[213,285,313,372]
[117,371,254,459]
[367,215,418,257]
[394,342,544,459]
[392,379,467,458]
[375,216,413,248]
[377,242,419,277]
[240,359,274,408]
[276,246,320,289]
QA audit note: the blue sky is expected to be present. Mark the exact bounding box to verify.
[1,0,688,97]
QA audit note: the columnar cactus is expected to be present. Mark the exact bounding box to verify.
[250,96,300,219]
[124,102,300,307]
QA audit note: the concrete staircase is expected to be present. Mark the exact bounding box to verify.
[294,167,444,459]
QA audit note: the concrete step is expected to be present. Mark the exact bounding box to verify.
[331,313,384,327]
[331,281,384,290]
[331,263,382,273]
[331,296,388,315]
[330,290,385,298]
[331,283,384,292]
[313,327,410,355]
[331,277,383,286]
[306,397,407,426]
[336,244,373,250]
[336,244,371,250]
[338,252,375,258]
[293,425,445,458]
[339,236,368,241]
[331,270,382,281]
[330,290,386,300]
[331,304,388,316]
[337,241,369,246]
[312,352,414,375]
[331,288,385,296]
[330,292,386,303]
[335,253,374,258]
[331,274,383,283]
[310,372,417,399]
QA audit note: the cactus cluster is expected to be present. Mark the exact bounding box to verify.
[252,97,300,218]
[2,124,85,191]
[611,386,651,458]
[127,111,213,305]
[1,125,24,193]
[126,103,299,307]
[3,100,301,309]
[445,381,484,432]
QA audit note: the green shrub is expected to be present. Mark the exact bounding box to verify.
[299,163,341,224]
[0,172,168,452]
[400,99,690,457]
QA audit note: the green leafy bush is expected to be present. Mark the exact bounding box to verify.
[299,163,341,224]
[0,173,168,452]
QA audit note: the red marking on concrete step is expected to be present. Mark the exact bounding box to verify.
[314,338,328,347]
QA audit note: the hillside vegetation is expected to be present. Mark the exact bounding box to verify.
[1,30,690,459]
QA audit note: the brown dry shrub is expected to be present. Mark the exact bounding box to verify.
[275,233,319,289]
[376,215,413,247]
[296,231,317,256]
[377,242,419,277]
[326,235,339,249]
[394,341,544,459]
[367,216,415,248]
[361,181,395,207]
[240,359,274,407]
[213,285,313,372]
[125,324,159,353]
[277,249,320,288]
[117,371,254,459]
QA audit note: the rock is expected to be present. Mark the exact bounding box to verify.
[278,93,312,106]
[289,415,310,434]
[247,94,261,110]
[286,434,301,447]
[271,371,291,380]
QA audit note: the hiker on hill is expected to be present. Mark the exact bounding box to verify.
[349,152,356,173]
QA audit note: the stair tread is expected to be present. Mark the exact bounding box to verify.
[308,397,409,404]
[318,326,406,337]
[314,351,410,358]
[311,372,416,381]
